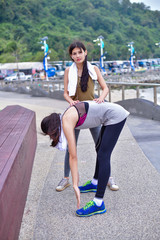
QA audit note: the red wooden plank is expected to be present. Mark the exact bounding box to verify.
[0,105,22,130]
[0,105,37,240]
[0,107,34,174]
[0,106,27,147]
[0,111,36,180]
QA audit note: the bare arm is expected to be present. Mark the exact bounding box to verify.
[62,108,80,208]
[64,67,79,106]
[94,66,109,103]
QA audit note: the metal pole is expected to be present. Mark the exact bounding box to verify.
[122,85,125,100]
[154,86,157,105]
[100,39,104,69]
[136,86,140,98]
[108,85,111,102]
[130,43,133,69]
[44,40,48,81]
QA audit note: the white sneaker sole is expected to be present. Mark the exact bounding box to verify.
[107,185,119,191]
[56,183,71,192]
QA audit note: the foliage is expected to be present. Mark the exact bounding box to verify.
[0,0,160,62]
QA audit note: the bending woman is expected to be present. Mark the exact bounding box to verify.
[41,101,129,217]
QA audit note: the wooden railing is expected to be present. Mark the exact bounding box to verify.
[0,79,160,105]
[96,82,160,105]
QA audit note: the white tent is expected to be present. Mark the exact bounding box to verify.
[0,62,43,71]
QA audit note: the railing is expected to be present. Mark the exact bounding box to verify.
[0,79,160,105]
[96,82,160,105]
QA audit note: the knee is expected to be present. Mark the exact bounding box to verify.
[97,149,111,163]
[97,150,106,161]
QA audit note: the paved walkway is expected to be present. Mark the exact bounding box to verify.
[127,115,160,173]
[0,91,160,240]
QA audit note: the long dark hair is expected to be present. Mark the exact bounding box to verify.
[41,113,61,147]
[69,41,89,92]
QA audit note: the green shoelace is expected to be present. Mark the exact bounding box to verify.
[83,180,91,187]
[83,201,95,210]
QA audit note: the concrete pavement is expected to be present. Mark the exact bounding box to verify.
[127,115,160,173]
[0,91,160,240]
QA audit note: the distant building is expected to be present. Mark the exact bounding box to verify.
[0,62,43,76]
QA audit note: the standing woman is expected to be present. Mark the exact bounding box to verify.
[56,41,119,192]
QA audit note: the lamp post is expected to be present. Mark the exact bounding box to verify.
[93,35,106,74]
[128,41,135,71]
[40,36,49,81]
[13,51,20,80]
[155,42,160,47]
[155,43,160,67]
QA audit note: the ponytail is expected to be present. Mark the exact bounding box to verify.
[41,113,61,147]
[80,55,89,92]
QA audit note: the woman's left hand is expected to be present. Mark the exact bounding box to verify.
[73,185,80,209]
[93,97,104,104]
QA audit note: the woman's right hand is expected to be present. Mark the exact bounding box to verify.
[73,185,80,209]
[69,100,79,106]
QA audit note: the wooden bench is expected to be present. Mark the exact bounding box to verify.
[0,105,37,240]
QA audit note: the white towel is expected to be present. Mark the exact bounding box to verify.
[55,115,67,151]
[68,62,97,96]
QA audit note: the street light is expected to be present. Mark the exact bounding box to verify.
[40,36,49,81]
[128,41,135,71]
[93,35,106,74]
[155,42,160,47]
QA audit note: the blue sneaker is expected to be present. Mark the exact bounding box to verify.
[79,180,97,193]
[76,200,106,217]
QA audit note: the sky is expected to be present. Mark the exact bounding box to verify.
[130,0,160,11]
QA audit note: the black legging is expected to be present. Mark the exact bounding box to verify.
[94,119,126,199]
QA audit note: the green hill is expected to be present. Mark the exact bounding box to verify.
[0,0,160,63]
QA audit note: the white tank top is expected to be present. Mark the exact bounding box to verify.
[75,101,129,129]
